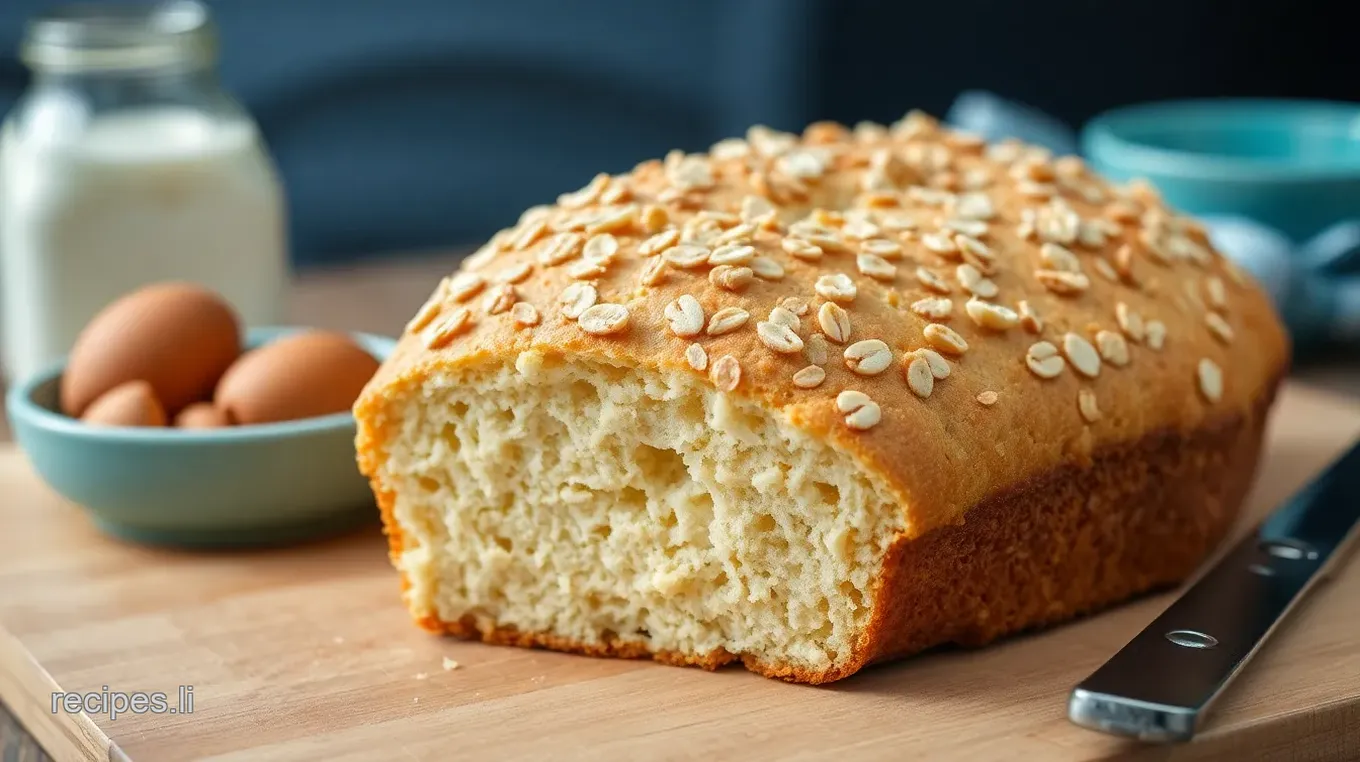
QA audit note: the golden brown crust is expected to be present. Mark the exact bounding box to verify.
[829,372,1278,683]
[418,613,736,672]
[369,376,1279,684]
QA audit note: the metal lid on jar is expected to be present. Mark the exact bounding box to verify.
[21,1,217,72]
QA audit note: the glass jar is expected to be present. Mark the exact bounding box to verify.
[0,1,288,383]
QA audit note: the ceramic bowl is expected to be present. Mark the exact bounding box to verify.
[1082,98,1360,241]
[6,326,397,548]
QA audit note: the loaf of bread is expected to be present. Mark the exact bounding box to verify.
[354,112,1288,684]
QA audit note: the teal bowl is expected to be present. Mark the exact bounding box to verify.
[6,327,397,548]
[1082,99,1360,241]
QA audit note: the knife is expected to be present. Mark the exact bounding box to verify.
[1068,438,1360,742]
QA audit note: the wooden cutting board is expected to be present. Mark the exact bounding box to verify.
[2,383,1360,762]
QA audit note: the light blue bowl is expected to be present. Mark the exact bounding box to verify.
[1082,99,1360,241]
[6,327,397,548]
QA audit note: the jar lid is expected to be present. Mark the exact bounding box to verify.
[21,1,217,72]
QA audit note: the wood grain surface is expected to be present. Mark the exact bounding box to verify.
[0,381,1358,761]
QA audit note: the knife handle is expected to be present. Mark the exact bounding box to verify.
[1068,440,1360,742]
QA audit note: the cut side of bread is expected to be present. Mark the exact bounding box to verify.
[367,352,904,680]
[355,113,1289,683]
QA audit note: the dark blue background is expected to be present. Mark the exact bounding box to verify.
[2,0,1354,267]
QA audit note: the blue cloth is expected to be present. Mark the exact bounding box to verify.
[945,90,1360,348]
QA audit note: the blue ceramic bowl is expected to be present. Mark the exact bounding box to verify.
[1082,99,1360,241]
[6,327,397,548]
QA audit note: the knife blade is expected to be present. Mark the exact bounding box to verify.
[1068,438,1360,742]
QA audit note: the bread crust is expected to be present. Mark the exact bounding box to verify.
[354,114,1291,683]
[364,375,1279,683]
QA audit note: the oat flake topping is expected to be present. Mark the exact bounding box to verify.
[414,111,1252,434]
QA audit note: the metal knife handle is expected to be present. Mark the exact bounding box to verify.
[1069,439,1360,742]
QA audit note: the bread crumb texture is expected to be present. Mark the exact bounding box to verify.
[355,112,1289,682]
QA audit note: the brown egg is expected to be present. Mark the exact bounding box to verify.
[174,402,232,429]
[61,282,241,417]
[215,331,380,424]
[81,381,167,428]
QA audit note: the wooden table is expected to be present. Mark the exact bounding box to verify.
[3,255,1360,761]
